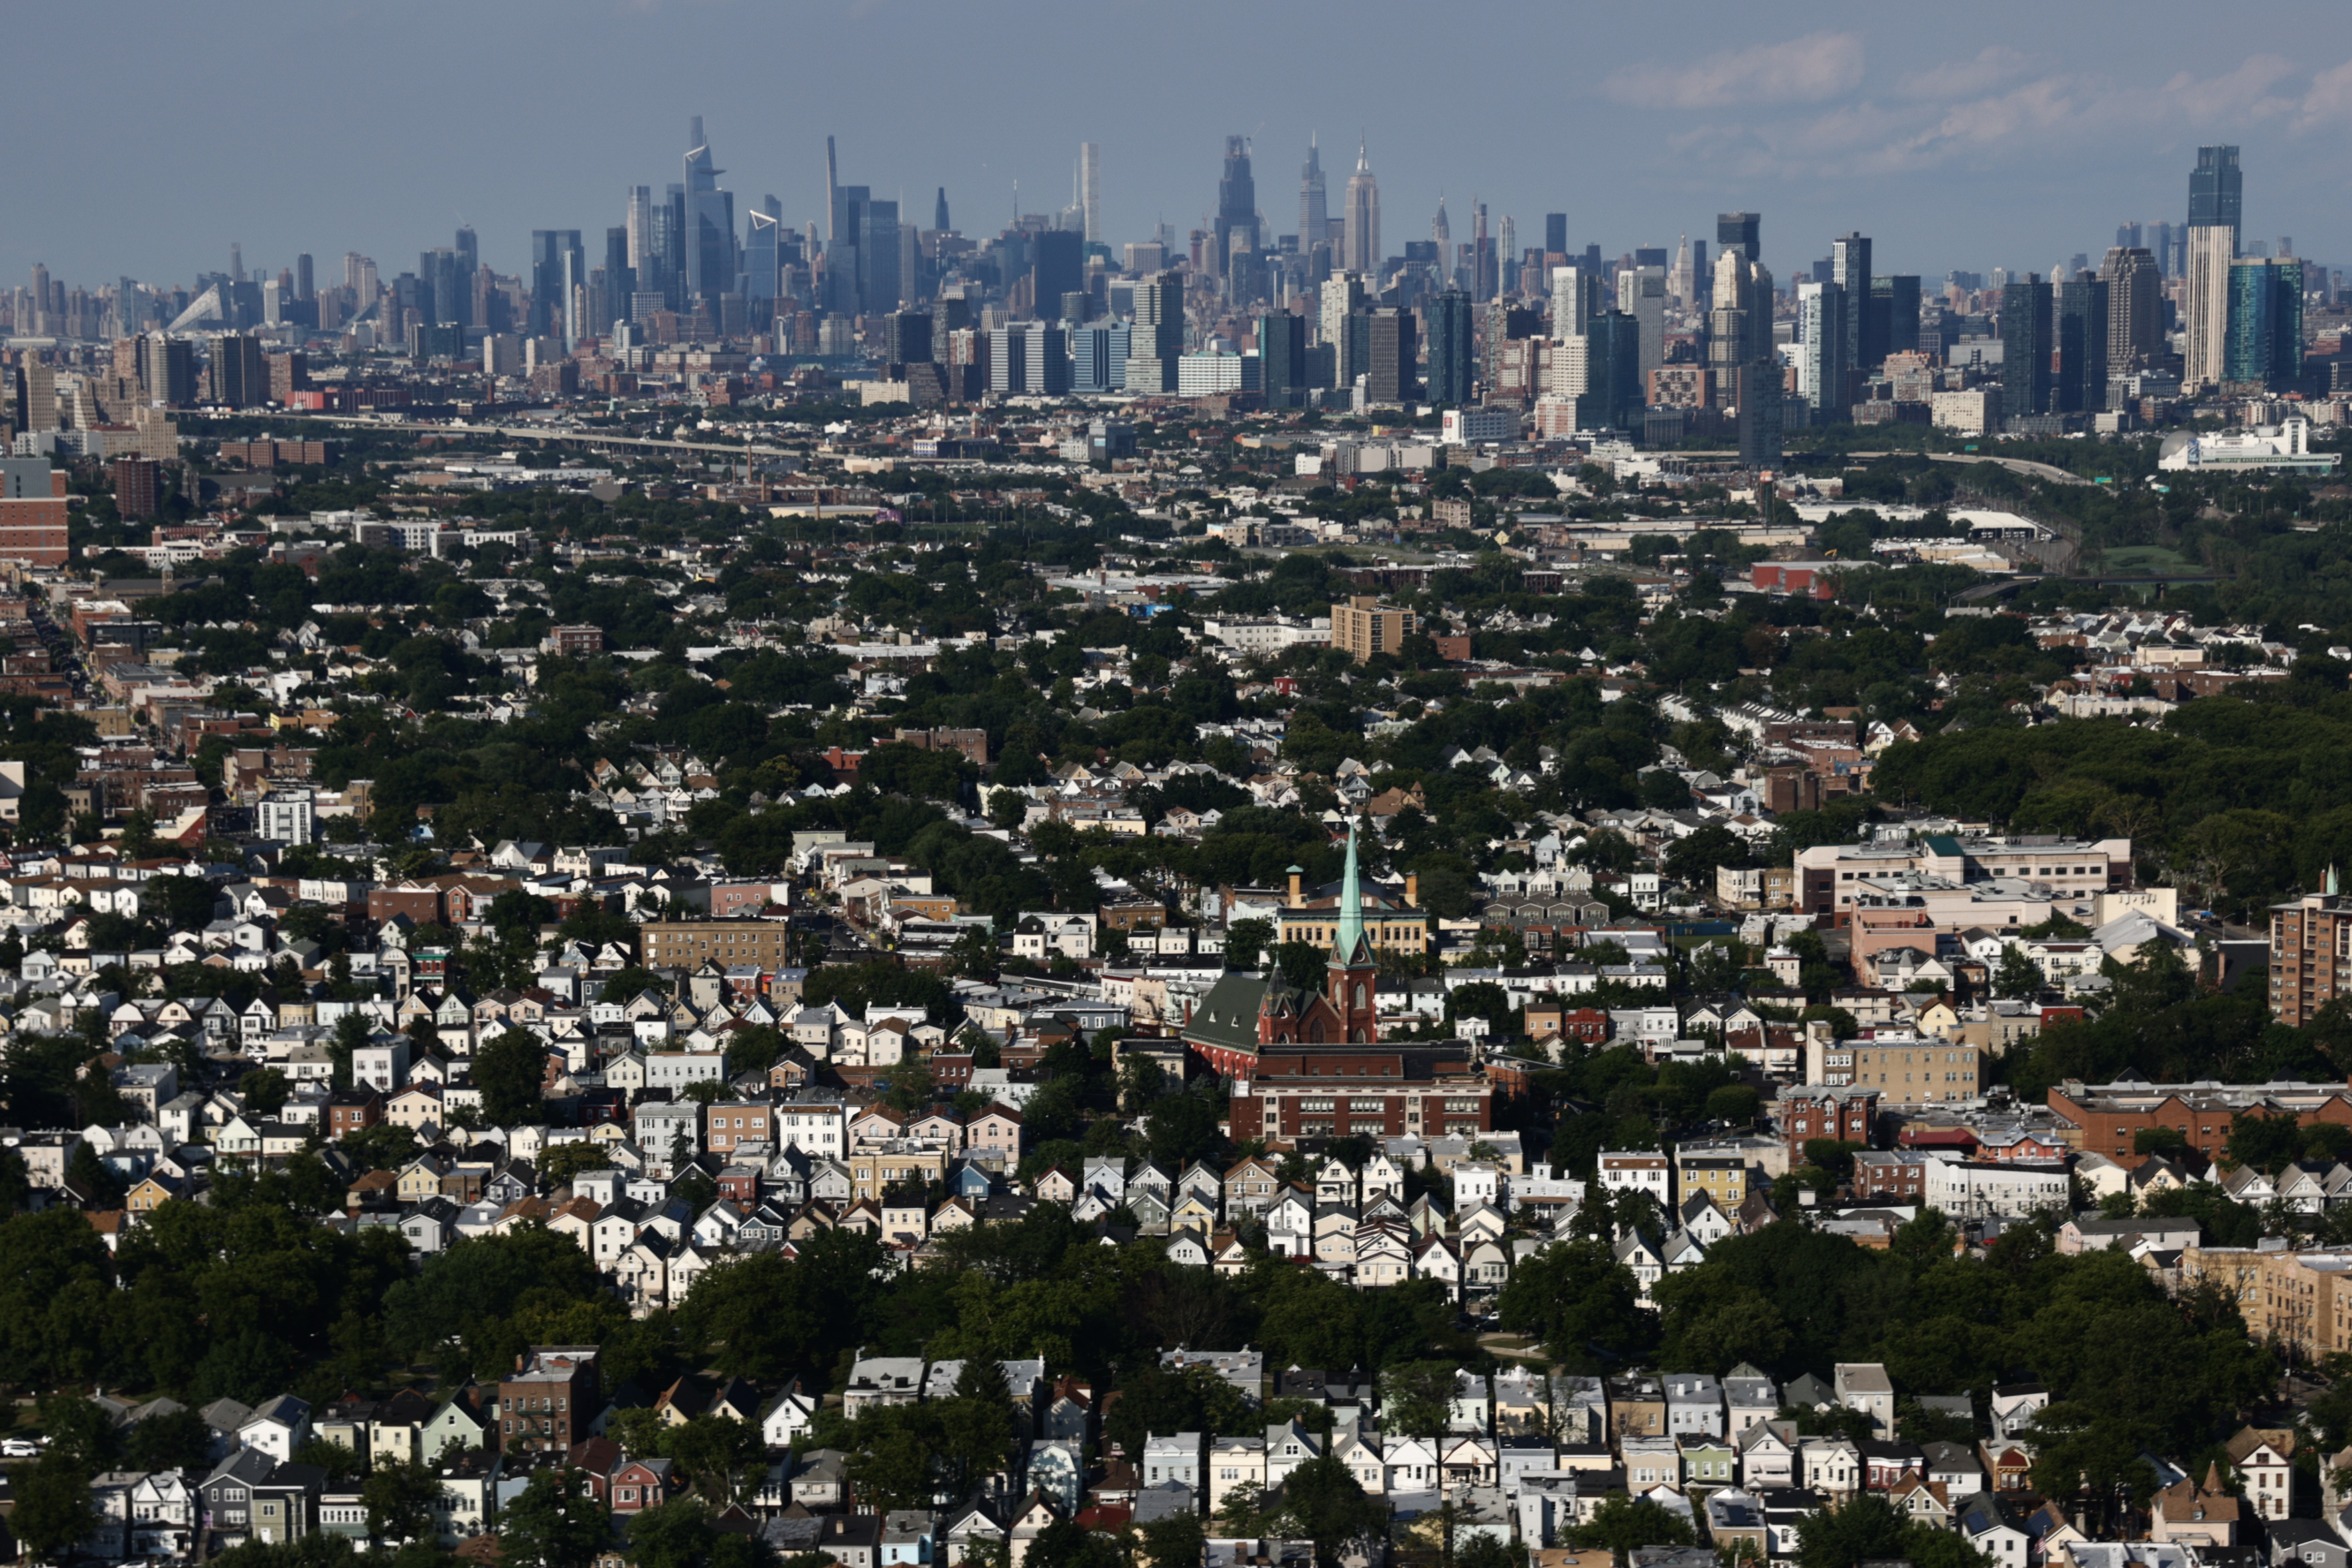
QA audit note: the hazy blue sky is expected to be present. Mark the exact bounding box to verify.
[13,0,2352,289]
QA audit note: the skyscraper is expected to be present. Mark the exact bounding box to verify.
[1579,312,1642,432]
[2054,277,2108,414]
[1551,264,1602,341]
[1711,250,1780,465]
[1544,214,1567,258]
[1258,311,1306,408]
[683,116,736,303]
[2189,145,2243,254]
[824,146,900,318]
[1830,233,1872,373]
[1998,276,2052,420]
[294,254,314,303]
[1031,230,1083,321]
[1342,141,1380,277]
[744,212,781,306]
[1079,143,1101,246]
[528,230,582,338]
[884,309,933,368]
[2098,246,2163,376]
[1365,307,1419,405]
[1427,289,1475,406]
[1124,271,1183,394]
[2183,226,2234,388]
[625,187,657,301]
[1320,271,1368,386]
[1796,281,1848,419]
[1871,276,1921,360]
[1717,212,1761,264]
[1212,136,1259,286]
[2226,258,2305,390]
[1615,265,1666,376]
[1299,137,1327,255]
[935,189,950,233]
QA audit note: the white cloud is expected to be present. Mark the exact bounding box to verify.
[1899,46,2031,101]
[1603,32,1864,110]
[2157,55,2298,125]
[2294,56,2352,132]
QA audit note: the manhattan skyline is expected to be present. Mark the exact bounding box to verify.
[9,0,2352,286]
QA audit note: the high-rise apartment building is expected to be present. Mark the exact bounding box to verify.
[1342,141,1381,277]
[1869,275,1921,360]
[15,362,56,433]
[1557,311,1642,433]
[989,322,1070,396]
[2054,277,2108,414]
[1615,266,1666,376]
[1717,212,1761,264]
[1998,277,2051,420]
[1551,264,1603,342]
[1124,272,1183,394]
[2098,247,2163,376]
[212,334,268,408]
[884,310,933,368]
[1796,281,1849,418]
[2189,145,2243,254]
[2183,226,2235,388]
[0,459,69,566]
[2226,258,2305,390]
[112,458,161,521]
[1258,312,1306,408]
[140,337,194,407]
[1426,289,1475,406]
[1365,308,1418,405]
[1318,271,1367,390]
[1030,230,1084,322]
[2270,890,2352,1028]
[1830,232,1873,371]
[1331,597,1417,664]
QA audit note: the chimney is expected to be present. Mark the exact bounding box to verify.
[1287,867,1303,908]
[1405,872,1419,907]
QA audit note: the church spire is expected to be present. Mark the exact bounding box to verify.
[1334,821,1369,965]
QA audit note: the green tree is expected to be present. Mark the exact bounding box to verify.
[500,1468,613,1568]
[2224,1110,2304,1177]
[1993,943,2044,998]
[1272,939,1328,992]
[1377,1362,1456,1441]
[360,1460,442,1541]
[1137,1510,1208,1568]
[293,1438,362,1484]
[666,1415,765,1507]
[1566,1493,1693,1565]
[124,1405,213,1473]
[13,1454,100,1564]
[1269,1454,1389,1568]
[1225,917,1275,974]
[35,1393,118,1472]
[473,1027,548,1126]
[1494,1238,1652,1371]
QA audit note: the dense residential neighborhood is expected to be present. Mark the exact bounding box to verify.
[16,43,2352,1568]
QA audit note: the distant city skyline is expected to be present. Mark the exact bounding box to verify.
[9,0,2352,285]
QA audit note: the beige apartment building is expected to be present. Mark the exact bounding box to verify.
[1330,597,1417,664]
